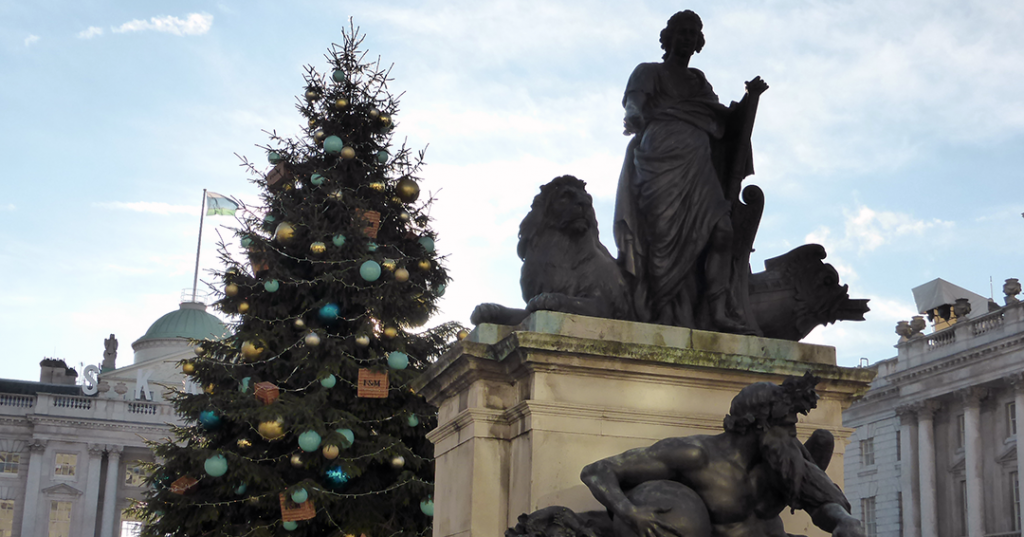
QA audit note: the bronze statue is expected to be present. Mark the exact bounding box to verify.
[614,10,765,334]
[507,374,865,537]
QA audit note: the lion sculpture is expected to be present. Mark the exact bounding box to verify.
[471,175,634,326]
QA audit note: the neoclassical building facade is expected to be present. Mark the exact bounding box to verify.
[844,278,1024,537]
[0,300,228,537]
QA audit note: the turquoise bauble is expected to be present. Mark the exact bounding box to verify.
[240,236,253,248]
[420,498,434,517]
[264,214,276,224]
[336,428,354,448]
[332,234,346,247]
[332,69,345,83]
[360,260,382,282]
[198,410,221,430]
[436,283,446,297]
[204,455,228,477]
[268,151,282,164]
[324,465,350,489]
[418,236,435,253]
[376,150,389,163]
[388,351,409,370]
[367,241,378,252]
[264,280,280,293]
[235,483,247,495]
[291,488,308,504]
[320,375,336,388]
[298,430,322,452]
[283,521,298,531]
[323,135,344,154]
[310,173,325,186]
[239,377,251,393]
[318,303,340,322]
[407,414,420,427]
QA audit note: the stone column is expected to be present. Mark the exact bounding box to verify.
[896,406,920,537]
[99,445,122,537]
[1009,374,1024,531]
[917,400,940,537]
[82,444,106,537]
[19,440,47,537]
[959,388,987,537]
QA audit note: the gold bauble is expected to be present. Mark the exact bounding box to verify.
[204,383,215,394]
[182,362,196,375]
[305,89,320,100]
[258,419,285,440]
[237,438,252,449]
[369,182,385,191]
[304,332,321,347]
[334,98,348,109]
[290,453,304,467]
[354,334,370,347]
[383,326,398,339]
[310,241,327,254]
[381,259,397,271]
[380,115,391,125]
[395,178,420,203]
[193,345,205,356]
[225,283,239,297]
[457,329,470,341]
[391,196,402,204]
[394,268,410,283]
[322,445,340,460]
[340,146,356,160]
[274,222,297,244]
[308,118,317,127]
[328,189,344,201]
[237,301,250,314]
[417,260,432,271]
[369,108,380,118]
[240,340,265,361]
[294,318,307,330]
[390,455,405,469]
[314,129,326,142]
[399,211,410,222]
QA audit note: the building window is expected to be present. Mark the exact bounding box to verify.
[960,480,968,536]
[125,462,147,487]
[49,501,72,537]
[53,453,77,477]
[897,495,903,537]
[896,434,901,462]
[860,438,875,466]
[1009,402,1017,437]
[861,497,877,537]
[0,452,18,475]
[1012,471,1021,531]
[0,500,14,537]
[957,414,966,449]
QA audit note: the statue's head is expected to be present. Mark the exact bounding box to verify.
[723,373,820,435]
[517,175,597,260]
[660,10,705,59]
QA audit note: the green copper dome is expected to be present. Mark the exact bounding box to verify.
[135,302,230,343]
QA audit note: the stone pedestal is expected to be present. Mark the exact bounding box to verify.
[414,312,875,537]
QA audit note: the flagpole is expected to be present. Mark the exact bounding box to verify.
[192,189,207,303]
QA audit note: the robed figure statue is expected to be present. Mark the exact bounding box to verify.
[615,10,767,334]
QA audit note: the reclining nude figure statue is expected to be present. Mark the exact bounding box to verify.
[506,374,865,537]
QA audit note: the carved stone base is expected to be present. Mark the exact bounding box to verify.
[413,311,874,537]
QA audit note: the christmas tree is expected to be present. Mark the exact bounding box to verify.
[134,26,460,537]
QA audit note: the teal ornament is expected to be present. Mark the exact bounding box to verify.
[387,351,409,370]
[290,488,308,504]
[298,430,322,452]
[239,377,251,393]
[323,135,344,154]
[264,214,276,224]
[198,410,221,430]
[240,236,253,249]
[407,414,420,427]
[234,483,247,495]
[318,303,340,322]
[435,283,446,297]
[332,234,346,247]
[324,465,350,489]
[310,173,324,186]
[418,236,435,253]
[360,260,382,282]
[420,498,434,517]
[204,454,228,477]
[376,150,389,163]
[332,69,345,82]
[336,428,354,448]
[320,374,337,388]
[283,521,298,531]
[263,280,280,293]
[366,241,378,252]
[268,151,282,164]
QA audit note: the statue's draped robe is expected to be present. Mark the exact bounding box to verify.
[616,62,750,326]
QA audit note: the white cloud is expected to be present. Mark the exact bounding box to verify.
[77,27,103,39]
[111,13,213,36]
[806,205,954,255]
[96,201,195,215]
[1,204,14,211]
[24,35,39,47]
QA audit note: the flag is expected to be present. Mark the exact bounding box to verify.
[206,192,239,216]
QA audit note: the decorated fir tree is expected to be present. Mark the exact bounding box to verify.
[134,27,460,537]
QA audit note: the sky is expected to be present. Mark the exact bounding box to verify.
[2,0,1022,382]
